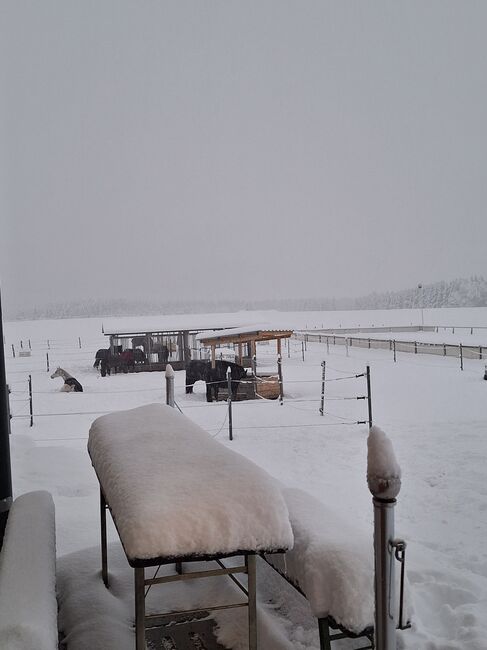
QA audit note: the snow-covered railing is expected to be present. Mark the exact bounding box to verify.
[0,491,57,650]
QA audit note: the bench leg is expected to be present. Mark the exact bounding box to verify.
[318,618,332,650]
[247,554,257,650]
[135,567,146,650]
[100,488,108,588]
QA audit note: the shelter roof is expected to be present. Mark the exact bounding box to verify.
[196,324,294,345]
[102,314,255,337]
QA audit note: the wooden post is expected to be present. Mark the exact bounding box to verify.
[480,346,483,361]
[277,354,283,405]
[319,361,326,416]
[414,341,417,354]
[443,343,446,356]
[28,375,33,427]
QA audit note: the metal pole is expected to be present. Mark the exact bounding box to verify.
[78,336,82,349]
[366,365,373,428]
[11,344,15,358]
[46,352,50,372]
[393,340,396,363]
[247,554,257,650]
[134,568,146,650]
[0,291,13,547]
[165,364,175,407]
[277,354,283,405]
[227,367,233,441]
[326,337,329,354]
[460,343,463,371]
[319,361,326,416]
[28,375,33,427]
[301,341,305,362]
[28,339,31,350]
[47,339,50,350]
[346,337,349,357]
[367,428,402,650]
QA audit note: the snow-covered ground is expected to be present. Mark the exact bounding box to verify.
[3,308,487,650]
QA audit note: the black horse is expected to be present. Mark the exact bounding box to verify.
[186,360,247,402]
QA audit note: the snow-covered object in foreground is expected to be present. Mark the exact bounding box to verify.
[0,491,57,650]
[367,425,401,499]
[266,487,376,634]
[88,403,293,562]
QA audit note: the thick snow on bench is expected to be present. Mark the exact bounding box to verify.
[0,491,57,650]
[267,487,375,634]
[267,487,411,634]
[88,403,293,562]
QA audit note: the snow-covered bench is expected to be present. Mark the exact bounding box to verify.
[88,403,294,650]
[265,487,376,650]
[0,491,57,650]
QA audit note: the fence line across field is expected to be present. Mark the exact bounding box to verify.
[295,331,486,370]
[10,360,372,440]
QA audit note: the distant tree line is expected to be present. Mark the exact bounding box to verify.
[7,276,487,321]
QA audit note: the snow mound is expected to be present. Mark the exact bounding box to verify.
[0,491,57,650]
[88,403,293,561]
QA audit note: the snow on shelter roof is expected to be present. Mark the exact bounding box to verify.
[196,324,294,344]
[101,313,258,336]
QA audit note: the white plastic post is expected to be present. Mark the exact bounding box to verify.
[165,364,175,408]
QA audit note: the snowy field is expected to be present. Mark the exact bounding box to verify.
[3,308,487,650]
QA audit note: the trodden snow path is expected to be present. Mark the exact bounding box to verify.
[4,311,487,650]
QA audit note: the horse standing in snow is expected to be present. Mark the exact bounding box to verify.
[51,367,83,392]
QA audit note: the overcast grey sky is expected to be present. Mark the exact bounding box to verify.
[1,1,486,313]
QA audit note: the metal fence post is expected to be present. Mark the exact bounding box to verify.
[78,336,82,349]
[367,427,402,650]
[227,367,233,441]
[319,361,326,416]
[46,352,50,372]
[460,343,463,371]
[301,341,305,362]
[393,340,396,363]
[11,344,15,358]
[165,364,175,408]
[366,365,373,428]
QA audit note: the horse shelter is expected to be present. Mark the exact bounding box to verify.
[102,318,232,372]
[196,325,294,400]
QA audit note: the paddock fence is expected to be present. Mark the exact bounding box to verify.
[295,332,485,364]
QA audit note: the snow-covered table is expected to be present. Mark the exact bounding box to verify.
[88,403,293,650]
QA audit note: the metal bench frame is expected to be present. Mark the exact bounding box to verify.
[263,555,374,650]
[99,488,258,650]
